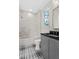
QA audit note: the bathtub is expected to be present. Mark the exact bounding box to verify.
[19,36,41,49]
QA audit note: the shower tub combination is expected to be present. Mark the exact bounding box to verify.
[19,37,41,49]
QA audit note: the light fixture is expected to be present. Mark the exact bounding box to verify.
[55,0,59,5]
[29,9,33,12]
[27,12,33,16]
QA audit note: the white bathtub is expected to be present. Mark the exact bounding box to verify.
[19,36,41,48]
[19,38,35,48]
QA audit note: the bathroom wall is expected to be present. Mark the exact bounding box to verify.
[40,0,53,33]
[19,9,41,39]
[40,0,59,32]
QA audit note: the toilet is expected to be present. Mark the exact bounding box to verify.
[34,39,41,51]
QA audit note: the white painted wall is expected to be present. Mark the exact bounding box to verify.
[40,0,59,31]
[40,0,53,33]
[40,10,50,33]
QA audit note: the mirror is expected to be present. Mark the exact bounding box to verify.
[52,6,59,31]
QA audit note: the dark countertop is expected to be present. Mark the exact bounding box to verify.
[41,33,59,40]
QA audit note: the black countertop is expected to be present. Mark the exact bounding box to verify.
[41,31,59,40]
[41,33,59,40]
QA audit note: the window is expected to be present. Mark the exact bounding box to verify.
[43,10,49,25]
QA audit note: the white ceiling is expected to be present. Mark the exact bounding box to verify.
[19,0,59,13]
[19,0,51,13]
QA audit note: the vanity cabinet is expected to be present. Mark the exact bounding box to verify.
[40,34,59,59]
[40,35,49,59]
[49,37,59,59]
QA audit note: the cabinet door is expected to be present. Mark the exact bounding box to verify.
[49,38,59,59]
[41,35,49,59]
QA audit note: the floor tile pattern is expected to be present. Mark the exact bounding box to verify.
[20,47,43,59]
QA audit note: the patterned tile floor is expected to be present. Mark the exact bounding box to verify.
[19,47,44,59]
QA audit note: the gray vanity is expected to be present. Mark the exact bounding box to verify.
[40,31,59,59]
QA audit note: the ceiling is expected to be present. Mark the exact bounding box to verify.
[20,0,51,13]
[19,0,59,13]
